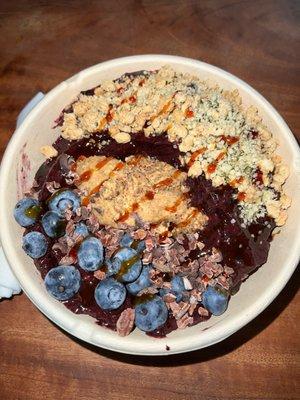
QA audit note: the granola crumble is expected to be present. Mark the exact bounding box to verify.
[61,66,289,226]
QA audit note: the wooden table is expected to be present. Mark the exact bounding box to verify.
[0,1,299,399]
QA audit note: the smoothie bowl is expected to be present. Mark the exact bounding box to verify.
[0,55,299,355]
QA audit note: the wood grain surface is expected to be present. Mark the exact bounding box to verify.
[0,1,299,399]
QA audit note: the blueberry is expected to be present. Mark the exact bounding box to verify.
[120,233,133,247]
[48,189,80,216]
[111,247,142,283]
[135,296,168,332]
[202,286,229,316]
[126,265,151,295]
[44,265,81,301]
[104,258,114,276]
[42,211,66,238]
[120,234,145,253]
[74,222,89,238]
[94,278,126,310]
[160,275,185,302]
[133,240,146,254]
[14,197,42,227]
[77,236,104,271]
[171,275,185,302]
[22,231,48,259]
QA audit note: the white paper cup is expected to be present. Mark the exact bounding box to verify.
[0,55,299,355]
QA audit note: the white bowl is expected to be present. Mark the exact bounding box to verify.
[1,55,299,355]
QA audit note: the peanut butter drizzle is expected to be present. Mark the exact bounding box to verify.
[97,105,114,130]
[81,196,90,207]
[185,108,194,118]
[164,194,186,213]
[153,170,181,189]
[159,230,169,241]
[114,161,124,171]
[129,95,136,103]
[237,192,246,201]
[220,135,239,145]
[150,99,173,122]
[82,160,124,206]
[115,169,182,223]
[106,108,114,123]
[229,176,244,187]
[157,207,199,239]
[175,209,199,228]
[127,155,143,166]
[79,170,92,182]
[188,147,207,168]
[207,151,226,174]
[89,184,102,196]
[120,91,138,105]
[95,157,112,170]
[98,117,107,131]
[117,202,139,223]
[80,157,112,205]
[144,191,155,200]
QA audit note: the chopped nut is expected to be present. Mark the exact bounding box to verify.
[94,270,106,280]
[169,301,190,320]
[177,314,193,329]
[40,145,58,159]
[116,308,135,337]
[198,306,209,317]
[114,132,131,144]
[183,276,193,290]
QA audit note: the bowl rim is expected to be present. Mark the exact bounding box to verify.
[1,54,299,355]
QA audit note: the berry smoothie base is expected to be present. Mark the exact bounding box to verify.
[27,130,274,337]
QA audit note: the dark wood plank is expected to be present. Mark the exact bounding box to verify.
[0,1,299,399]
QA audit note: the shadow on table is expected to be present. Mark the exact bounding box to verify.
[56,266,299,366]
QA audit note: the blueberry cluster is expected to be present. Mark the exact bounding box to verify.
[92,244,169,332]
[14,190,80,259]
[14,191,229,334]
